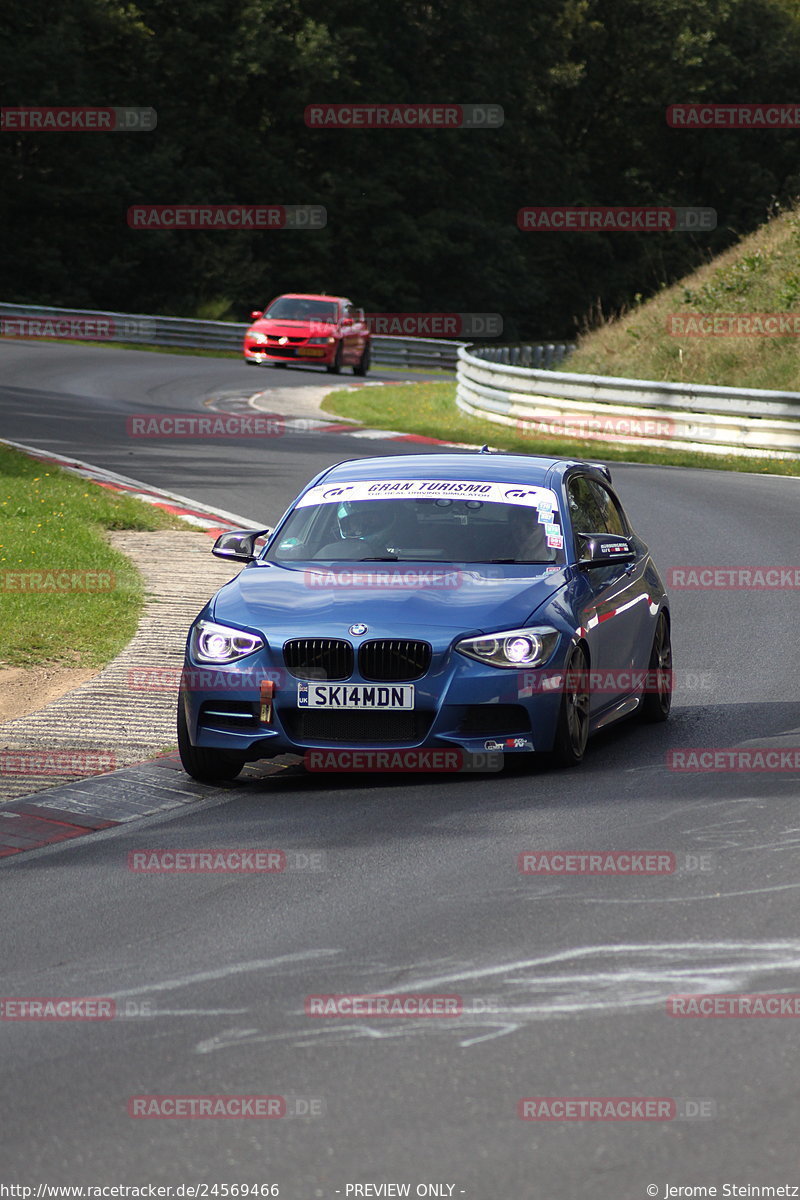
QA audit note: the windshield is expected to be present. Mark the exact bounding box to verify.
[264,297,338,322]
[265,479,566,564]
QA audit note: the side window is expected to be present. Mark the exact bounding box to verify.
[585,480,628,536]
[567,476,605,533]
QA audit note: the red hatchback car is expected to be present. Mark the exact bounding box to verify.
[243,292,371,375]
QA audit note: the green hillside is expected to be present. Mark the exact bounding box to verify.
[563,207,800,392]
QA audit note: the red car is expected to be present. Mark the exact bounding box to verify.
[243,293,371,375]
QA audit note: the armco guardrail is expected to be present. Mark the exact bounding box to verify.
[0,302,575,373]
[0,301,467,370]
[457,344,800,459]
[473,343,575,368]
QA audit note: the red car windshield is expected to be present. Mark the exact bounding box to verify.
[264,297,338,322]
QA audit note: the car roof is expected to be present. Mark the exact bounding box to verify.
[272,293,346,303]
[316,453,611,489]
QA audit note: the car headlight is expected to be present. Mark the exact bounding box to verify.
[248,332,268,344]
[308,336,335,344]
[456,626,559,668]
[191,620,264,664]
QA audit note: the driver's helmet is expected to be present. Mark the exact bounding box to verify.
[337,499,399,542]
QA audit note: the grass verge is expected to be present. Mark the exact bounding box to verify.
[321,381,800,477]
[0,444,187,668]
[562,206,800,390]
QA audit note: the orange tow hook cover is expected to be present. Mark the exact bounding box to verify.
[259,680,274,724]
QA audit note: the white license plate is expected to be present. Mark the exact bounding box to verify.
[297,682,414,709]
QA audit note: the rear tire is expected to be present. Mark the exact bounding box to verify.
[639,611,672,723]
[551,644,590,767]
[353,343,371,376]
[177,699,246,783]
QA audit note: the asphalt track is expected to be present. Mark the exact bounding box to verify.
[2,340,800,1196]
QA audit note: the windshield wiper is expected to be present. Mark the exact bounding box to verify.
[479,558,552,564]
[358,555,399,561]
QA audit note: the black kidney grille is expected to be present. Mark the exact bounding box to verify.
[283,638,354,681]
[358,639,431,682]
[282,709,433,743]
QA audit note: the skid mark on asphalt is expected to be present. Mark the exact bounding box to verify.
[105,948,340,1000]
[191,940,800,1052]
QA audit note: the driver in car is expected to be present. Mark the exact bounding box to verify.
[317,500,405,559]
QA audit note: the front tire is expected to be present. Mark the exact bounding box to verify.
[326,344,343,375]
[551,644,590,767]
[177,699,246,783]
[639,611,672,723]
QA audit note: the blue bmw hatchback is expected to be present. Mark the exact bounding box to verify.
[177,452,671,781]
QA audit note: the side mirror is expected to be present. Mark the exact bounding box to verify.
[340,316,354,326]
[212,527,272,563]
[250,310,264,321]
[576,533,636,566]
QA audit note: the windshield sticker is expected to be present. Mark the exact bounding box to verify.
[545,522,560,537]
[296,480,561,510]
[547,534,564,549]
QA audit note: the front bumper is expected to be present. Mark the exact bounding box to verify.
[179,644,567,760]
[243,342,335,366]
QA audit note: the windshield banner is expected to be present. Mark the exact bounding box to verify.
[295,480,560,510]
